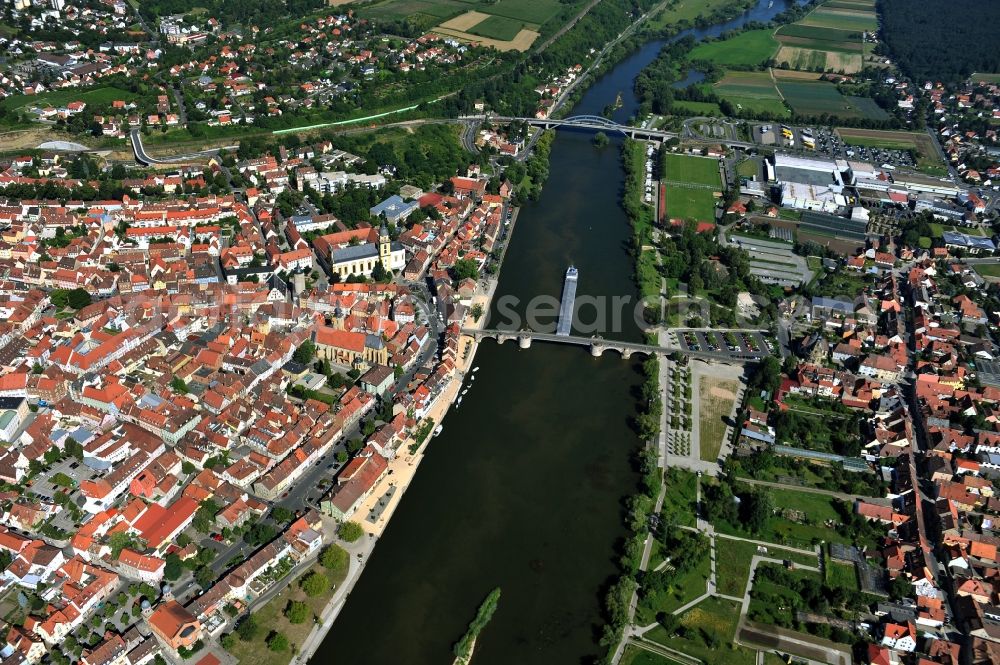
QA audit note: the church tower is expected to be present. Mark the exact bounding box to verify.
[378,224,391,269]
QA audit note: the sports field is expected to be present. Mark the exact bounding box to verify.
[664,153,720,186]
[972,73,1000,84]
[688,29,779,67]
[712,71,790,117]
[662,154,720,223]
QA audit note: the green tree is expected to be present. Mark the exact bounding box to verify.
[163,553,183,581]
[284,600,309,624]
[266,632,288,652]
[194,566,215,589]
[109,532,139,558]
[319,545,348,573]
[743,489,772,535]
[452,258,479,281]
[337,521,363,543]
[245,522,277,546]
[236,614,258,641]
[299,571,329,597]
[293,339,316,364]
[67,288,92,309]
[271,506,294,523]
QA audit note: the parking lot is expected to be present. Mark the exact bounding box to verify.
[729,234,813,287]
[674,329,775,360]
[753,123,918,170]
[811,127,916,169]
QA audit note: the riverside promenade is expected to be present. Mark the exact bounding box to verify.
[287,209,519,663]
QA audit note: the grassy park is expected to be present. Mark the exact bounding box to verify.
[645,597,756,665]
[715,539,758,597]
[636,550,711,624]
[619,646,676,665]
[660,467,698,527]
[225,549,349,665]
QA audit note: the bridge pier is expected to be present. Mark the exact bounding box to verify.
[518,335,532,350]
[497,335,512,345]
[590,343,604,357]
[622,349,633,360]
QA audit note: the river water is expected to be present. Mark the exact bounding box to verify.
[317,1,798,663]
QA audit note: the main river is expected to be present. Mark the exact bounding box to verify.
[319,1,799,663]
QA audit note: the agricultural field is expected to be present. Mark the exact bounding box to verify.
[688,29,780,67]
[466,15,526,41]
[358,0,469,26]
[479,0,565,24]
[799,5,877,32]
[774,46,862,74]
[712,71,790,117]
[771,0,876,73]
[361,0,572,46]
[776,78,887,120]
[835,128,944,172]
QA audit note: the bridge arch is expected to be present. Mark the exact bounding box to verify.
[560,115,630,135]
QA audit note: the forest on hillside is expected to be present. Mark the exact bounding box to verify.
[878,0,1000,83]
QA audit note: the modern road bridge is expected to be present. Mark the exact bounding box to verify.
[461,328,767,364]
[460,114,756,148]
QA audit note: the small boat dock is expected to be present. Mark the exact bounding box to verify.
[556,266,578,336]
